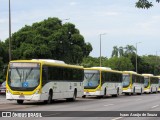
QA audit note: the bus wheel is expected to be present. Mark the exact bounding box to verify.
[45,90,53,104]
[150,88,152,94]
[67,89,77,102]
[82,95,86,98]
[137,88,142,95]
[72,89,77,101]
[17,100,24,104]
[104,88,107,96]
[112,88,119,97]
[155,88,157,94]
[133,87,135,95]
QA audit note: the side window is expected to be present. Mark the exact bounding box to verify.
[107,72,111,82]
[42,66,48,85]
[132,75,135,83]
[119,73,123,82]
[101,72,105,84]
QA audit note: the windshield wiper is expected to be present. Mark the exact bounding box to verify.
[25,68,33,81]
[85,73,95,82]
[16,67,22,82]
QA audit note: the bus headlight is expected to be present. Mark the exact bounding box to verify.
[6,89,9,93]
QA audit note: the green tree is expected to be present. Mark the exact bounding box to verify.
[141,55,160,75]
[82,56,104,67]
[111,45,146,72]
[119,46,124,57]
[124,45,136,55]
[106,57,134,71]
[111,46,119,57]
[0,41,8,82]
[111,46,124,58]
[136,0,160,9]
[5,17,92,64]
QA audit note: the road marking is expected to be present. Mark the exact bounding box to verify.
[104,104,114,107]
[151,105,159,109]
[111,117,123,120]
[43,113,61,117]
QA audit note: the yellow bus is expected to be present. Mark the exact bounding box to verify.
[6,59,84,104]
[83,67,123,98]
[122,71,144,95]
[142,74,159,93]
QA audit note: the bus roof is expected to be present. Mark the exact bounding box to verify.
[84,67,122,73]
[123,71,137,74]
[123,71,143,76]
[142,74,154,77]
[32,59,65,64]
[9,59,83,69]
[91,67,112,70]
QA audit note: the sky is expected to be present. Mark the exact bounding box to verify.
[0,0,160,58]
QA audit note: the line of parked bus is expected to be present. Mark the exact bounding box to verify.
[5,59,160,104]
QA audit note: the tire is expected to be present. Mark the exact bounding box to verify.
[17,100,24,104]
[67,89,77,102]
[44,90,53,104]
[155,88,157,94]
[72,90,77,101]
[133,87,135,95]
[128,92,131,96]
[112,88,119,97]
[137,88,142,95]
[104,88,107,96]
[124,93,131,96]
[82,95,86,98]
[150,88,152,94]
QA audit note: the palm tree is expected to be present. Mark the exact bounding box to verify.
[119,46,124,57]
[124,45,136,54]
[111,46,119,57]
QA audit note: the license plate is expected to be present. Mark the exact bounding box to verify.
[19,95,25,99]
[86,92,90,95]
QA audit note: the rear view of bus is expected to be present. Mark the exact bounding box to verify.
[142,74,158,93]
[122,71,144,95]
[83,67,123,98]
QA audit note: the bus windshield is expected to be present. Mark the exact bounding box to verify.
[144,78,149,88]
[8,63,40,91]
[122,74,130,88]
[84,70,100,89]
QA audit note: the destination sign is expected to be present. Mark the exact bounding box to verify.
[10,63,40,68]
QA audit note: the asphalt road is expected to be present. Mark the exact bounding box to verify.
[0,93,160,120]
